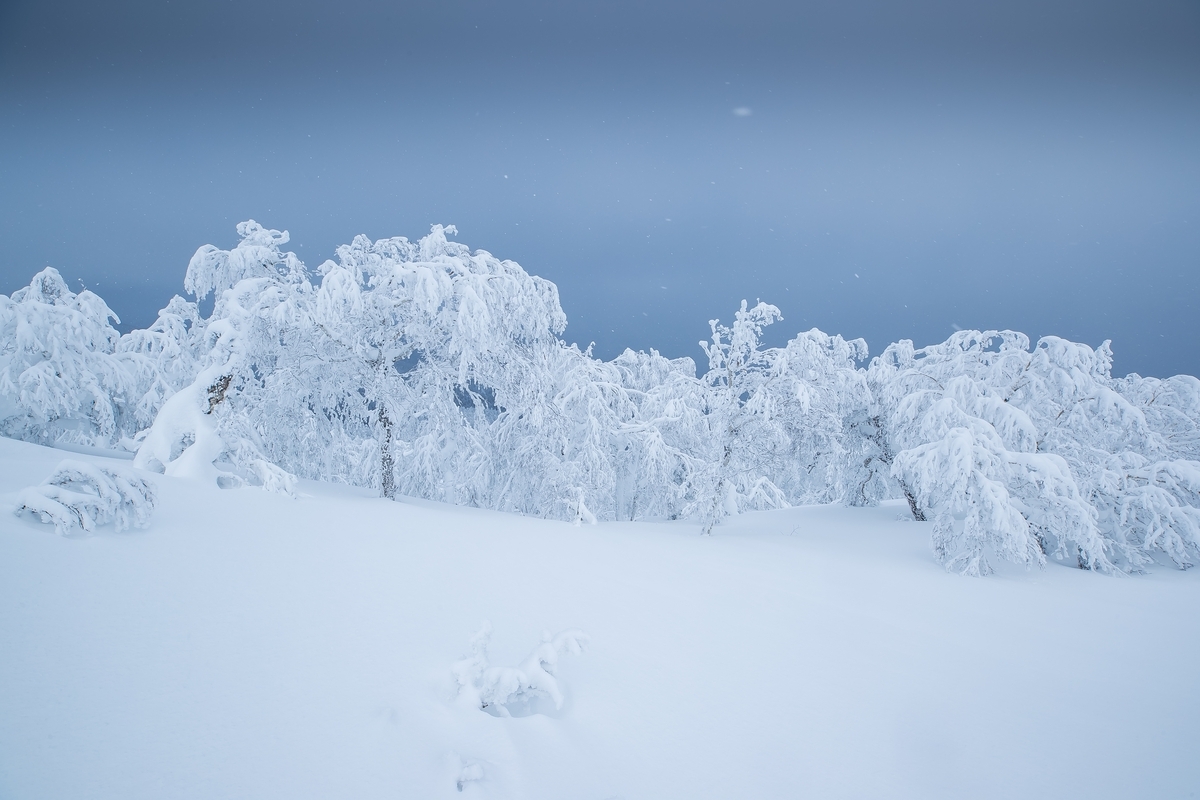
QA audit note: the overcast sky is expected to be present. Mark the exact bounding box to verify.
[2,0,1197,376]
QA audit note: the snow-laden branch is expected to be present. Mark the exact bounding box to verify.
[15,459,156,536]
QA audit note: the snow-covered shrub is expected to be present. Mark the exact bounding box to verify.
[451,623,589,717]
[15,459,156,536]
[0,268,137,447]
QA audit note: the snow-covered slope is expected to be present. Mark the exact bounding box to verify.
[1,435,1197,799]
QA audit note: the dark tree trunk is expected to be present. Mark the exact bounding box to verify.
[378,402,395,500]
[902,486,926,522]
[205,375,232,414]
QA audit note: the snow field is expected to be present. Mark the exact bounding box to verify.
[1,435,1198,799]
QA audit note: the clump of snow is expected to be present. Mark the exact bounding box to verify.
[133,367,227,482]
[452,622,589,718]
[14,458,155,536]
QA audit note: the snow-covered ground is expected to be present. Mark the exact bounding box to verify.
[1,434,1198,799]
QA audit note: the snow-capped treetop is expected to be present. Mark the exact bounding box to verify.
[184,220,307,301]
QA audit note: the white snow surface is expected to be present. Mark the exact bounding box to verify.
[1,435,1198,799]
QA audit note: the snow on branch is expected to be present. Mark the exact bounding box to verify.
[15,459,156,536]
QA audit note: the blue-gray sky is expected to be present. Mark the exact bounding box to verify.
[2,0,1197,376]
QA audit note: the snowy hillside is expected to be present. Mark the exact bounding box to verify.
[2,435,1198,799]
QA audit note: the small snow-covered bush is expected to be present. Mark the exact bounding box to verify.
[452,623,589,717]
[15,459,156,536]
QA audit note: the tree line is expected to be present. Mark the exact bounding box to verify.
[3,221,1197,574]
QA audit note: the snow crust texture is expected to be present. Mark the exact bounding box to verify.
[3,222,1200,573]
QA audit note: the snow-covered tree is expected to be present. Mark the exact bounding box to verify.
[133,221,312,491]
[866,329,1200,573]
[15,216,1196,572]
[693,301,796,533]
[0,268,136,447]
[1008,338,1200,569]
[870,332,1111,575]
[313,224,571,505]
[609,347,707,521]
[773,328,871,505]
